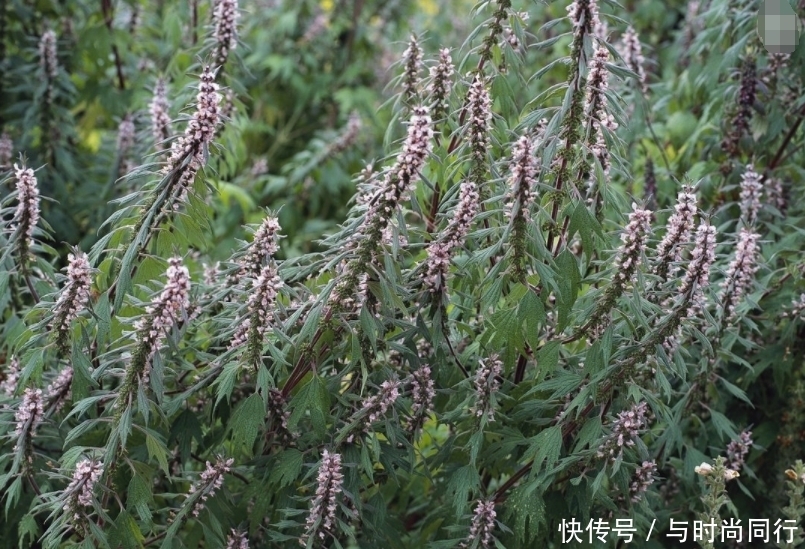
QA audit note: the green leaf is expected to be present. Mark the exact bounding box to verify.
[145,431,170,476]
[446,465,480,516]
[17,513,39,549]
[526,426,563,476]
[506,484,545,544]
[537,341,560,377]
[230,392,265,455]
[108,510,145,549]
[269,449,304,487]
[127,474,154,523]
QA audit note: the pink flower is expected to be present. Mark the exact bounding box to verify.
[301,450,344,544]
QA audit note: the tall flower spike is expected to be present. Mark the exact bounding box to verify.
[466,77,493,165]
[12,164,41,262]
[621,26,647,94]
[460,500,497,549]
[52,251,92,350]
[567,0,600,35]
[584,45,617,202]
[229,264,283,358]
[677,222,717,319]
[506,135,539,280]
[0,131,12,168]
[596,401,649,460]
[63,458,104,522]
[401,35,423,103]
[188,456,234,517]
[212,0,239,67]
[654,185,697,282]
[362,106,432,238]
[14,388,44,457]
[362,379,400,425]
[584,204,653,336]
[722,58,757,158]
[46,366,73,413]
[410,364,436,427]
[428,48,454,123]
[150,78,172,147]
[240,216,282,279]
[719,228,761,323]
[472,356,503,422]
[301,450,344,545]
[39,30,58,80]
[1,356,21,396]
[424,180,480,293]
[131,257,191,386]
[739,164,762,226]
[164,66,222,207]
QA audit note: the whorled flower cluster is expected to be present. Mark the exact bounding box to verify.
[52,251,93,343]
[719,228,761,322]
[629,460,657,502]
[46,366,73,413]
[506,135,538,218]
[410,365,436,424]
[212,0,239,66]
[0,131,12,167]
[424,180,480,293]
[150,78,172,147]
[267,388,297,443]
[164,67,222,206]
[229,265,283,351]
[722,59,757,157]
[612,204,653,286]
[364,106,433,231]
[586,45,617,183]
[63,459,104,521]
[301,450,344,545]
[359,379,401,427]
[189,456,234,517]
[133,257,191,384]
[677,222,717,319]
[1,356,21,396]
[460,500,497,549]
[597,401,649,460]
[39,29,58,80]
[654,185,697,280]
[726,430,753,472]
[567,0,600,34]
[401,35,423,102]
[240,216,281,279]
[14,388,44,454]
[225,530,249,549]
[13,163,41,253]
[621,26,648,94]
[466,77,493,164]
[739,164,763,226]
[428,48,454,122]
[472,356,503,422]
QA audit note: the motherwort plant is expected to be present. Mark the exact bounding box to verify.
[1,0,805,547]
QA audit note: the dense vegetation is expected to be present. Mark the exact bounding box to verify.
[2,0,805,547]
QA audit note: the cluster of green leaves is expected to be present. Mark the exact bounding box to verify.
[2,0,805,548]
